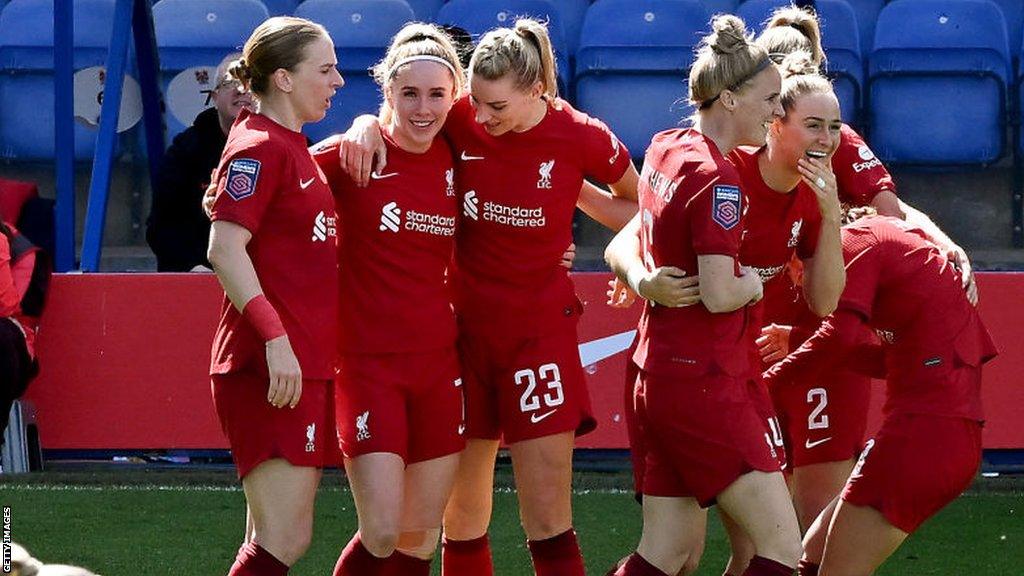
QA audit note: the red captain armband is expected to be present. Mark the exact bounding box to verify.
[243,294,287,342]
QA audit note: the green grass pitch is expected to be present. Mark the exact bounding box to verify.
[1,469,1020,575]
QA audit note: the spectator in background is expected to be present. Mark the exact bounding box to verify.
[0,220,46,445]
[146,52,253,272]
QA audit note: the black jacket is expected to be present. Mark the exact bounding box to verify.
[146,107,227,271]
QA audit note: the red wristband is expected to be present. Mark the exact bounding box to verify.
[242,294,286,342]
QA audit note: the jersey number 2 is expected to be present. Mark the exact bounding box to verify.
[807,387,829,430]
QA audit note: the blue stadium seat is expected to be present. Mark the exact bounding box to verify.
[700,0,738,15]
[296,0,414,142]
[844,0,883,56]
[737,0,862,126]
[259,0,301,15]
[559,0,589,57]
[405,0,444,20]
[868,0,1010,165]
[154,0,268,144]
[436,0,571,94]
[0,0,134,161]
[574,0,709,159]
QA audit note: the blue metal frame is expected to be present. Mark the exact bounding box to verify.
[75,0,164,272]
[54,1,75,272]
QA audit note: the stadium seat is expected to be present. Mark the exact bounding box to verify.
[868,0,1010,165]
[0,0,141,161]
[295,0,414,142]
[574,0,709,159]
[154,0,269,144]
[559,0,589,57]
[405,0,444,21]
[259,0,301,15]
[844,0,883,56]
[737,0,862,126]
[700,0,738,15]
[435,0,571,94]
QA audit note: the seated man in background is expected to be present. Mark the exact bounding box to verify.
[146,53,253,272]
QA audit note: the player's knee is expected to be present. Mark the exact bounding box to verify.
[255,519,313,564]
[395,528,442,559]
[360,523,400,558]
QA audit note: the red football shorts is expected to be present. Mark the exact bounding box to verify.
[772,370,871,468]
[842,413,982,533]
[636,369,782,507]
[458,326,595,444]
[212,372,340,479]
[747,376,788,470]
[335,347,465,463]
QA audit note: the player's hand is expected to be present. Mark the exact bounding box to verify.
[798,156,841,224]
[948,246,978,306]
[266,336,302,409]
[202,174,218,219]
[560,242,576,270]
[606,277,637,308]
[640,267,701,308]
[740,265,764,305]
[339,115,386,188]
[757,323,793,364]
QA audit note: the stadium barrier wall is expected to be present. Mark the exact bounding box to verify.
[23,272,1024,450]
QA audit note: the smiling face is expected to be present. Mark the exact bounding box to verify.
[285,35,344,124]
[385,60,457,153]
[771,90,842,168]
[468,73,543,136]
[729,65,785,147]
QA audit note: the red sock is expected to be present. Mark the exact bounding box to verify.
[384,551,431,576]
[441,534,494,576]
[528,529,586,576]
[334,534,389,576]
[614,553,669,576]
[228,542,289,576]
[796,559,819,576]
[742,555,795,576]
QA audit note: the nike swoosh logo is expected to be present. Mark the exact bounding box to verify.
[460,151,485,161]
[299,177,315,189]
[530,410,557,424]
[805,437,832,449]
[578,330,637,367]
[371,171,400,180]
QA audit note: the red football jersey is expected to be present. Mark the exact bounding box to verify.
[443,96,632,334]
[832,125,895,207]
[730,146,824,374]
[770,216,997,420]
[209,109,339,379]
[632,128,749,377]
[313,130,458,354]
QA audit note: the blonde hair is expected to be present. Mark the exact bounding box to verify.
[758,5,825,69]
[777,50,834,112]
[373,23,466,124]
[842,204,877,225]
[690,15,773,109]
[229,17,329,96]
[470,18,560,105]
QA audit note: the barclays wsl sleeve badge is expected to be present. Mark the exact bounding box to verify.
[226,158,261,201]
[712,184,741,230]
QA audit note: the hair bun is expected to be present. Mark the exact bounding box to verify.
[778,50,818,78]
[708,15,750,55]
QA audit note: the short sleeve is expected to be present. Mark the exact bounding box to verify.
[690,170,744,257]
[837,227,881,320]
[309,136,351,201]
[796,190,823,260]
[579,113,632,184]
[210,140,287,233]
[832,125,895,206]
